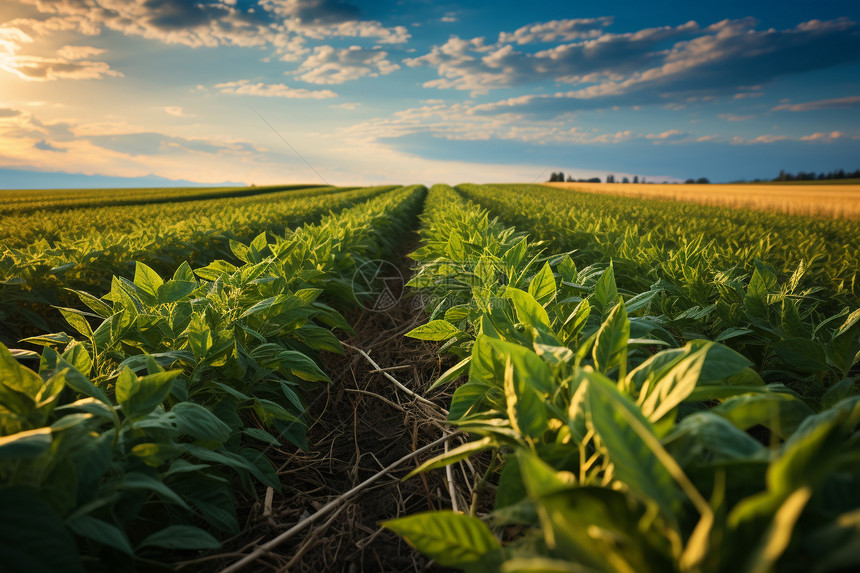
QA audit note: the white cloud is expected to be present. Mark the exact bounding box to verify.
[1,23,120,81]
[295,45,399,84]
[645,129,687,140]
[8,0,410,65]
[215,79,337,98]
[499,17,613,44]
[731,134,790,145]
[56,45,105,59]
[773,95,860,112]
[164,106,191,117]
[800,131,844,141]
[406,16,860,111]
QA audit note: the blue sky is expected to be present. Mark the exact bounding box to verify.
[0,0,858,187]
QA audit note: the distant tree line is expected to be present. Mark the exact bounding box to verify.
[772,168,860,182]
[549,167,859,185]
[549,172,649,184]
[548,172,601,183]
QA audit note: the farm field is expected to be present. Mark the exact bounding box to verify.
[1,183,859,572]
[545,181,860,218]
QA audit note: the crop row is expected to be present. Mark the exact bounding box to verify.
[455,184,859,399]
[0,185,426,571]
[0,185,395,344]
[458,184,860,306]
[385,184,860,573]
[0,183,324,217]
[0,184,356,248]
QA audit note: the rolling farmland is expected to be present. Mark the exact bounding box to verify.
[1,183,859,572]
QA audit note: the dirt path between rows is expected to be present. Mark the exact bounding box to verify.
[189,233,481,572]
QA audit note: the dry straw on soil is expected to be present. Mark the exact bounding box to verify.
[544,182,860,219]
[177,236,485,573]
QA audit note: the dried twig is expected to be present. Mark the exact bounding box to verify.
[342,342,448,416]
[444,439,459,513]
[220,432,461,573]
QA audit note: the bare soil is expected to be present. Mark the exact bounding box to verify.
[183,234,486,572]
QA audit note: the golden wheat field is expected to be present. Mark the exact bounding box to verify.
[544,182,860,219]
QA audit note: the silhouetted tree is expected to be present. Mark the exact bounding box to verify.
[606,174,615,183]
[696,177,710,184]
[633,175,639,184]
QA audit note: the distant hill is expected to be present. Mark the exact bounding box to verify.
[0,168,244,190]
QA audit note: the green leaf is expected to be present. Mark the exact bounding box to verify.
[485,337,554,394]
[66,515,134,556]
[242,427,282,446]
[429,356,471,391]
[504,355,548,440]
[593,263,620,318]
[562,299,590,342]
[56,307,93,340]
[406,320,462,341]
[20,332,74,348]
[506,287,551,330]
[170,402,232,443]
[712,392,814,439]
[822,378,856,410]
[404,437,496,479]
[133,261,164,299]
[664,412,768,467]
[0,343,44,399]
[592,301,629,376]
[115,367,180,419]
[500,557,594,573]
[277,350,330,382]
[638,343,711,423]
[533,487,674,572]
[296,324,343,354]
[239,295,285,319]
[558,255,577,283]
[184,314,213,360]
[0,487,86,573]
[504,238,528,269]
[517,451,571,498]
[194,260,237,281]
[449,382,495,422]
[586,370,682,518]
[447,232,466,260]
[67,289,113,318]
[61,344,92,376]
[138,525,220,550]
[157,280,198,304]
[119,472,190,509]
[833,307,860,339]
[253,398,303,425]
[529,262,557,305]
[383,511,501,568]
[0,427,52,460]
[715,327,754,342]
[173,261,195,282]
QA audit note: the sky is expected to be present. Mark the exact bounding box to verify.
[0,0,859,188]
